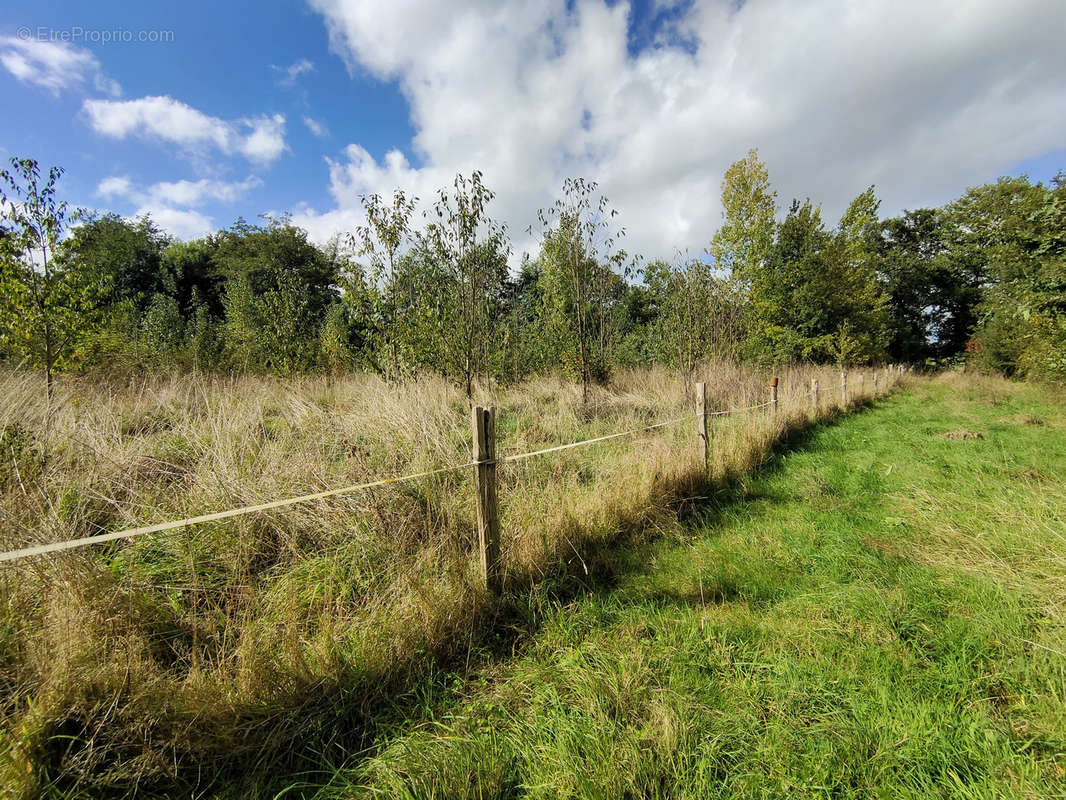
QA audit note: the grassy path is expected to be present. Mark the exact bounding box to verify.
[307,376,1066,799]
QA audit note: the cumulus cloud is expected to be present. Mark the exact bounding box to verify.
[83,95,287,164]
[140,207,215,240]
[298,0,1066,262]
[96,175,134,198]
[94,174,262,239]
[0,36,121,96]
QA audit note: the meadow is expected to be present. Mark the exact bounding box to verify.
[0,362,880,797]
[319,373,1066,799]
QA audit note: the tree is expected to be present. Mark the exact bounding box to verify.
[493,255,550,381]
[423,171,510,396]
[747,197,888,365]
[0,158,98,400]
[348,190,417,378]
[212,218,339,374]
[949,174,1066,378]
[139,292,186,368]
[879,208,981,364]
[644,254,743,386]
[160,237,226,319]
[63,213,171,313]
[533,178,631,403]
[212,217,337,319]
[709,148,777,286]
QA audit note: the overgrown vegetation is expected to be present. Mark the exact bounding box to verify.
[1,142,1063,796]
[312,374,1066,798]
[0,362,887,796]
[4,152,1062,391]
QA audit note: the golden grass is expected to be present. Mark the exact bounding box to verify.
[0,362,899,795]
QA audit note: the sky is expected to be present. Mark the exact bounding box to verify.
[1,0,1065,263]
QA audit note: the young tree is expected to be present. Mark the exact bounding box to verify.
[211,218,338,374]
[0,158,98,400]
[423,171,510,397]
[709,148,777,286]
[348,190,417,378]
[492,255,549,382]
[533,178,631,403]
[644,255,731,387]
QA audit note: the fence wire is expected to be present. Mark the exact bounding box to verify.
[0,382,873,564]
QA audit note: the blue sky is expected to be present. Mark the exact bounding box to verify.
[2,0,1065,258]
[1,0,417,235]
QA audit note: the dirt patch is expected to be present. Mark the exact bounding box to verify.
[999,414,1046,427]
[1014,468,1048,482]
[941,430,984,440]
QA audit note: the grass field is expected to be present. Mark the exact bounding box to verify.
[302,374,1066,799]
[0,362,875,797]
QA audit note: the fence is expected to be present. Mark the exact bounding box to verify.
[0,366,906,590]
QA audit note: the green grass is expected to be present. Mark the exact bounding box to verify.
[301,376,1066,799]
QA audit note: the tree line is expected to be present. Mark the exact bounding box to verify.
[1,151,1063,400]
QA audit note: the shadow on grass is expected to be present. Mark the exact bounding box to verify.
[53,398,885,799]
[264,400,882,793]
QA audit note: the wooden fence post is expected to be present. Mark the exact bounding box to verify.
[696,381,708,475]
[770,376,778,415]
[841,370,848,406]
[472,406,501,595]
[811,378,819,413]
[873,371,879,393]
[858,373,865,397]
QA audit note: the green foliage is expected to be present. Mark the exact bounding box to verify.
[534,179,632,401]
[219,270,322,374]
[0,158,101,396]
[257,270,323,375]
[644,256,744,379]
[63,213,172,312]
[320,301,359,373]
[709,147,777,285]
[221,272,262,370]
[423,170,511,395]
[955,174,1066,380]
[1,151,1062,383]
[491,256,551,381]
[208,219,339,374]
[746,196,889,365]
[139,292,186,369]
[348,190,418,379]
[185,288,221,370]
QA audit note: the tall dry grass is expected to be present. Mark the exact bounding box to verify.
[0,362,899,796]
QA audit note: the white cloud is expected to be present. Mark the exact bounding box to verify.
[0,36,121,96]
[272,58,315,85]
[239,114,287,162]
[141,207,215,240]
[83,95,287,165]
[298,0,1066,263]
[303,116,328,138]
[96,175,133,198]
[148,176,262,206]
[94,175,262,240]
